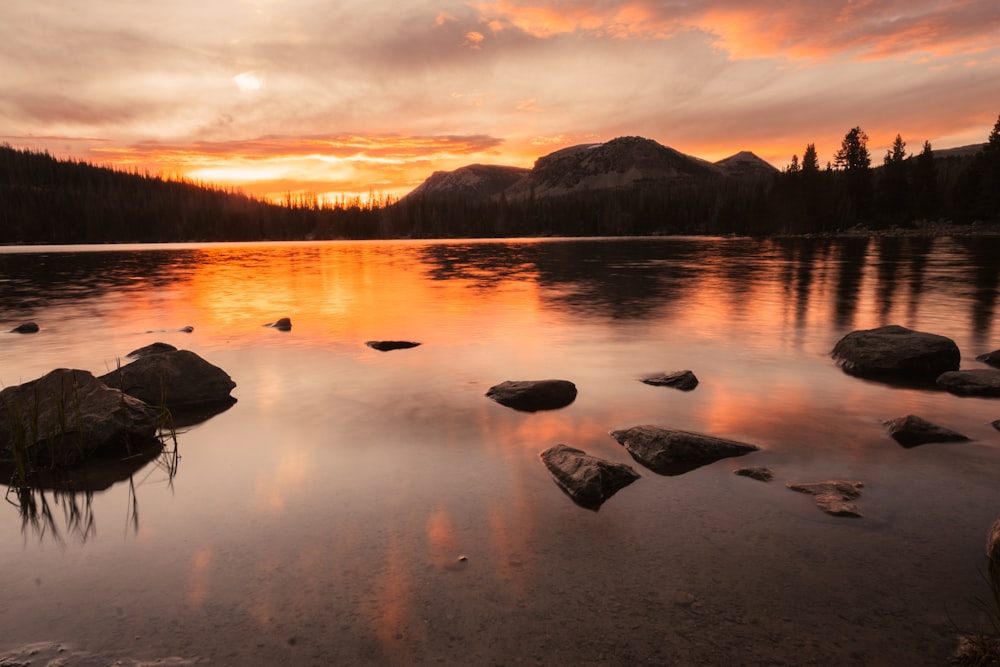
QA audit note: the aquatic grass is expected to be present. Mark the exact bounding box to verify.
[953,561,1000,666]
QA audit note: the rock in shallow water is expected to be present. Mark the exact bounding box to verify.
[734,466,774,482]
[366,340,421,351]
[787,480,864,517]
[609,425,758,475]
[937,369,1000,397]
[9,322,39,334]
[883,414,970,447]
[831,324,959,381]
[640,370,699,391]
[977,350,1000,368]
[99,349,236,409]
[486,379,577,412]
[539,444,640,510]
[264,317,292,331]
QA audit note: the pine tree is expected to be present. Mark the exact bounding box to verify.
[802,144,819,173]
[834,126,873,222]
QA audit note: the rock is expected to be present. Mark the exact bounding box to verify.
[539,444,640,510]
[99,349,236,409]
[126,342,178,358]
[486,379,577,412]
[734,466,773,482]
[787,480,864,517]
[608,425,758,475]
[641,370,699,391]
[937,369,1000,397]
[831,325,960,381]
[9,322,39,334]
[993,419,1000,432]
[264,317,292,331]
[978,350,1000,368]
[989,517,1000,565]
[0,368,159,469]
[883,414,970,447]
[366,340,421,351]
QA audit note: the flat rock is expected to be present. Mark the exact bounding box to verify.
[608,425,758,475]
[977,350,1000,368]
[0,368,159,469]
[366,340,421,351]
[641,370,699,391]
[734,466,774,482]
[264,317,292,331]
[99,349,236,409]
[787,480,864,517]
[486,379,577,412]
[937,369,1000,397]
[127,342,178,358]
[9,322,39,334]
[539,444,640,510]
[883,414,970,447]
[831,325,960,381]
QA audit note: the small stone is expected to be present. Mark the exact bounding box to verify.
[883,414,970,447]
[734,466,773,482]
[264,317,292,331]
[9,322,39,334]
[787,480,864,518]
[641,370,699,391]
[458,555,467,562]
[366,340,421,351]
[487,379,577,412]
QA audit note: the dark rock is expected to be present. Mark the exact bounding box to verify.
[734,466,773,482]
[977,350,1000,368]
[883,414,970,447]
[787,480,864,517]
[99,349,236,409]
[989,517,1000,564]
[9,322,39,334]
[993,419,1000,432]
[486,379,577,412]
[126,342,178,358]
[641,370,699,391]
[937,369,1000,397]
[831,325,960,381]
[0,368,159,468]
[264,317,292,331]
[366,340,421,352]
[143,326,194,334]
[539,444,640,510]
[608,425,758,475]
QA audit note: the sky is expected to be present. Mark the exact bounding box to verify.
[2,0,999,204]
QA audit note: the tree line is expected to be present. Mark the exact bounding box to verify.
[1,114,998,244]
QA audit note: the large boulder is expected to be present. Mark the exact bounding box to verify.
[640,370,699,391]
[99,349,236,409]
[977,350,1000,368]
[787,480,864,517]
[539,444,640,510]
[883,414,970,447]
[608,425,758,475]
[486,379,577,412]
[0,368,159,469]
[937,369,1000,397]
[831,325,960,381]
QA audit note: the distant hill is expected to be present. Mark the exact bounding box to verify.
[400,164,529,202]
[713,151,780,179]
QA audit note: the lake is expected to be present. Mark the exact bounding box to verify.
[1,236,999,666]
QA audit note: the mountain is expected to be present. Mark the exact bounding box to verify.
[713,151,780,179]
[400,163,529,202]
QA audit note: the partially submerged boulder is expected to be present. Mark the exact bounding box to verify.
[126,342,178,358]
[264,317,292,331]
[366,340,421,352]
[608,425,758,475]
[9,322,39,334]
[831,325,960,381]
[977,350,1000,368]
[641,370,699,391]
[734,466,774,482]
[883,414,970,447]
[486,379,577,412]
[937,369,1000,397]
[539,444,640,510]
[99,349,236,409]
[0,368,159,469]
[787,480,864,517]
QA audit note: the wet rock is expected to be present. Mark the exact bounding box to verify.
[978,350,1000,368]
[734,466,774,482]
[989,517,1000,565]
[831,325,960,381]
[264,317,292,331]
[9,322,39,334]
[993,419,1000,432]
[608,425,758,475]
[99,349,236,409]
[486,379,577,412]
[126,342,178,358]
[641,370,699,391]
[539,444,640,510]
[787,480,864,517]
[143,326,193,334]
[883,414,970,447]
[0,368,159,468]
[366,340,421,351]
[937,369,1000,397]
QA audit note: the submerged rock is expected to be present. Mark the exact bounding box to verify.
[641,370,699,391]
[486,379,577,412]
[787,480,864,517]
[9,322,39,334]
[127,342,178,358]
[883,414,970,447]
[977,350,1000,368]
[366,340,421,351]
[99,349,236,409]
[539,444,640,510]
[831,325,960,381]
[937,369,1000,397]
[264,317,292,331]
[0,368,159,468]
[608,425,758,475]
[734,466,774,482]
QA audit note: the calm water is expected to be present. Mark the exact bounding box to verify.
[1,236,999,666]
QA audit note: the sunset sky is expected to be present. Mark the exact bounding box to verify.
[2,0,999,204]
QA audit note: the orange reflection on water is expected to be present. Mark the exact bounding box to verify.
[185,546,214,608]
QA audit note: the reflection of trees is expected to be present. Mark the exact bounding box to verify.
[832,238,871,328]
[953,238,1000,341]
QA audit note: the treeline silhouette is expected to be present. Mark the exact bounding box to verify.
[2,115,998,243]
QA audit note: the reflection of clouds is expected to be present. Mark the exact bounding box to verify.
[186,546,214,608]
